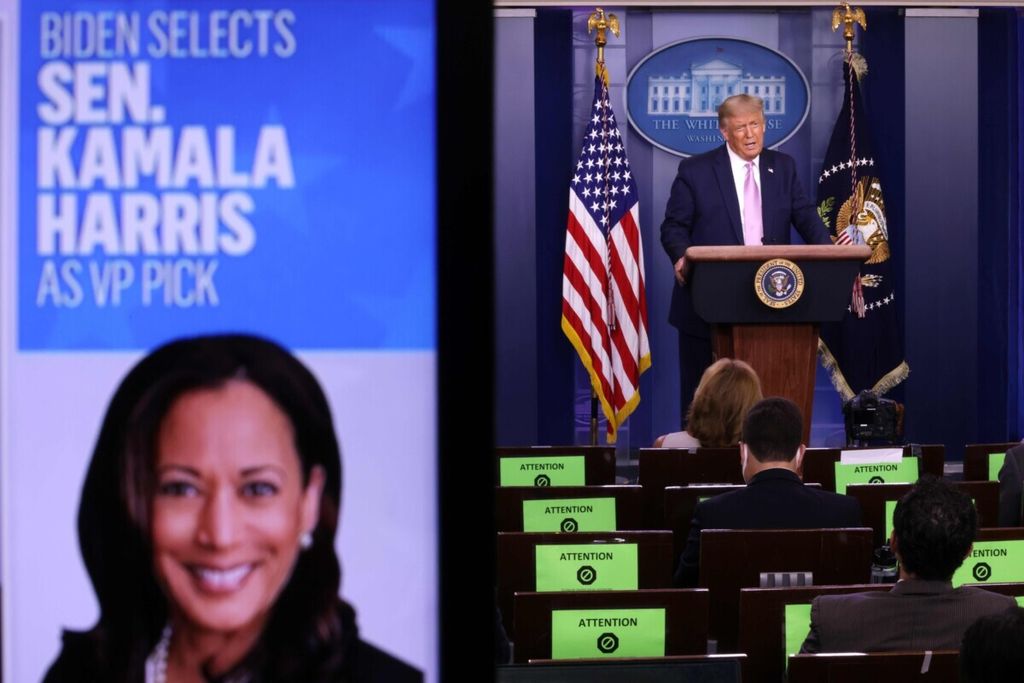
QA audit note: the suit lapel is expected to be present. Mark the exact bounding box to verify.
[713,146,744,244]
[759,149,778,243]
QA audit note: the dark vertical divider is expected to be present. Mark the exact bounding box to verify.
[1016,11,1024,439]
[903,11,978,461]
[861,9,907,407]
[437,2,494,677]
[534,10,575,447]
[978,10,1021,442]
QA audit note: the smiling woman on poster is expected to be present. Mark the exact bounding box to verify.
[43,334,421,683]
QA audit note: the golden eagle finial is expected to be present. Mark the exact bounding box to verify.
[832,3,867,56]
[587,7,620,84]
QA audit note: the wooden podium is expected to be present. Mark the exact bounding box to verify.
[684,244,870,441]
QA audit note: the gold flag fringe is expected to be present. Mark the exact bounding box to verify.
[818,338,910,403]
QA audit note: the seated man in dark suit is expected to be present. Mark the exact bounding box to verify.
[996,441,1024,526]
[800,476,1016,653]
[673,397,862,586]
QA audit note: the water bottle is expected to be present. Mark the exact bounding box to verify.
[870,544,898,583]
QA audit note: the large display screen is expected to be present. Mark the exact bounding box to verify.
[3,1,437,680]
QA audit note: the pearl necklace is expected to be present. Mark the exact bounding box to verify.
[146,625,172,683]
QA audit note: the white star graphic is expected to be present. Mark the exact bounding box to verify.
[582,187,591,198]
[571,174,580,185]
[610,185,619,196]
[591,201,601,212]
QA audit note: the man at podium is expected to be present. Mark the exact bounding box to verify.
[660,94,831,423]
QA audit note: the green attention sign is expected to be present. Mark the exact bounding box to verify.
[551,608,665,659]
[885,500,897,543]
[953,540,1024,586]
[784,603,812,670]
[834,457,919,494]
[989,452,1007,481]
[522,497,617,532]
[499,455,586,487]
[535,543,639,592]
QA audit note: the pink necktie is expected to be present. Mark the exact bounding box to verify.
[743,161,763,245]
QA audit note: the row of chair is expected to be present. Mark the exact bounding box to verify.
[496,480,1000,550]
[497,526,1024,679]
[497,651,962,683]
[494,444,1023,680]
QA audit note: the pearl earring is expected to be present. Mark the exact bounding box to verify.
[300,531,313,549]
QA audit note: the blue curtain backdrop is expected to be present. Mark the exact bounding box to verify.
[1016,10,1024,439]
[978,9,1023,442]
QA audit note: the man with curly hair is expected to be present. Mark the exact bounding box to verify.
[800,476,1016,653]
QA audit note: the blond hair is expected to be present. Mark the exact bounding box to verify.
[686,358,763,448]
[717,94,764,129]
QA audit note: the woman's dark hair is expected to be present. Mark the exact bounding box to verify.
[76,334,348,681]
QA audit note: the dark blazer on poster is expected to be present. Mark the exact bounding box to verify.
[674,468,862,586]
[997,442,1024,526]
[660,145,832,336]
[799,578,1017,653]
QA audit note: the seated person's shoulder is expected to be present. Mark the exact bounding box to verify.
[956,585,1018,607]
[814,487,864,522]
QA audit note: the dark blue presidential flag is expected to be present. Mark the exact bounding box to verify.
[816,57,908,400]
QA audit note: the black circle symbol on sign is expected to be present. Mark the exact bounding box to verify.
[561,517,579,533]
[576,565,597,585]
[973,562,993,582]
[534,474,551,487]
[597,632,620,654]
[868,476,885,484]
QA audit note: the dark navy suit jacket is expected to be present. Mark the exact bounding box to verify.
[674,468,863,587]
[660,145,832,335]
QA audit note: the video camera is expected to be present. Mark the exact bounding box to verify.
[843,390,903,445]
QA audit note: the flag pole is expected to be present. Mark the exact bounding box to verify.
[586,7,620,446]
[831,3,869,318]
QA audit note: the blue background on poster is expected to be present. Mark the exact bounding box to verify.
[19,0,435,350]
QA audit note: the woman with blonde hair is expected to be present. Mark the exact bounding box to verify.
[655,358,763,448]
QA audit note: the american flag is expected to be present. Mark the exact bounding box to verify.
[561,74,651,443]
